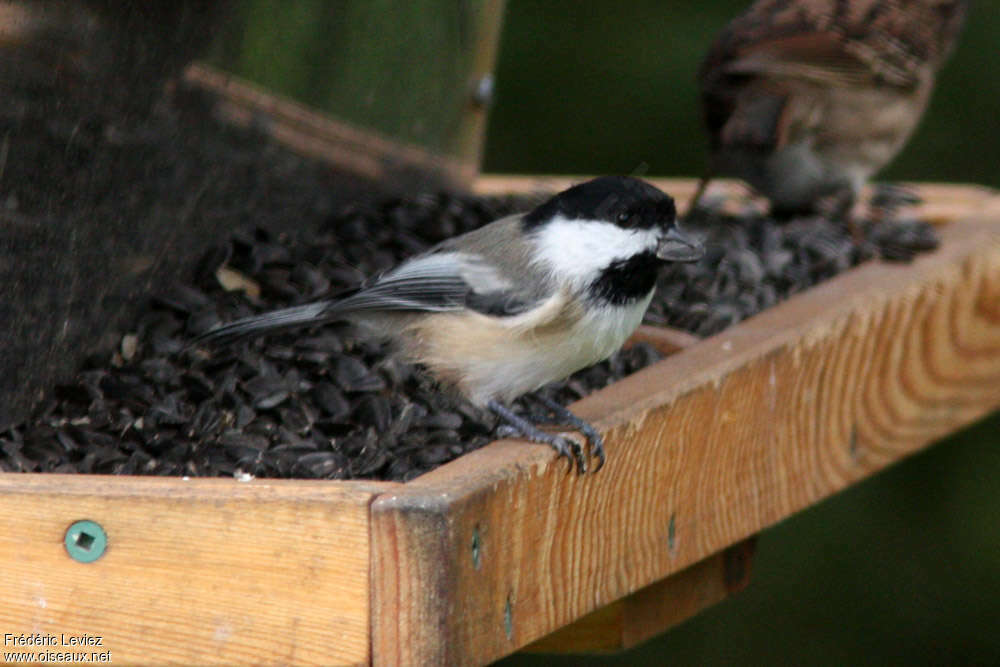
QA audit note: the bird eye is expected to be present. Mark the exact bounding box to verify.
[617,212,630,224]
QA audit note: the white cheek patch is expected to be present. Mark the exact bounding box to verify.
[531,216,660,289]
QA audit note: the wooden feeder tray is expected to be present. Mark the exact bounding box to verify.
[3,70,1000,666]
[1,177,998,665]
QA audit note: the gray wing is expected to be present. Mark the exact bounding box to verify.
[345,213,555,316]
[337,251,538,316]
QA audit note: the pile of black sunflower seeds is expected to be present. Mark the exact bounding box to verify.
[0,190,937,481]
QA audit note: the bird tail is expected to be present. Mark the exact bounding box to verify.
[192,300,342,347]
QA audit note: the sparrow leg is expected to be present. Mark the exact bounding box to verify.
[823,188,864,243]
[685,171,714,218]
[528,395,606,472]
[489,400,586,474]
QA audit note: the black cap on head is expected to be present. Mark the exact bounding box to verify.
[522,176,677,230]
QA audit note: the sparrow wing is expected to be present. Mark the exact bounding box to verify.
[721,33,883,87]
[701,0,967,93]
[700,23,901,152]
[708,83,792,151]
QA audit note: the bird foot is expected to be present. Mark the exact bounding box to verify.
[489,399,604,474]
[869,183,923,221]
[529,395,605,471]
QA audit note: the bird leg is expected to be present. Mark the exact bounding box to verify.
[525,395,606,472]
[685,171,714,218]
[820,188,864,243]
[488,400,589,474]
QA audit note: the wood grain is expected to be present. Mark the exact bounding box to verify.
[0,475,393,666]
[372,213,1000,666]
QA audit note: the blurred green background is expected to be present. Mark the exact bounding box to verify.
[215,1,1000,664]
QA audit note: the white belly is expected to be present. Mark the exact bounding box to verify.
[408,290,654,405]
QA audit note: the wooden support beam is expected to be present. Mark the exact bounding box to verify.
[0,475,392,666]
[523,537,757,654]
[371,214,1000,665]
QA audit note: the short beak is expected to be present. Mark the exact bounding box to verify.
[656,227,704,262]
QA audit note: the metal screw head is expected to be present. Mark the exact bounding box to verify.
[471,74,495,108]
[471,526,482,570]
[504,594,514,639]
[65,520,107,563]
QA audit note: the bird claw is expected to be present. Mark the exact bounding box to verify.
[532,395,605,472]
[550,434,586,474]
[488,399,603,474]
[591,438,606,473]
[545,426,600,474]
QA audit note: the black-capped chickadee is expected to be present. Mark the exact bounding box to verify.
[194,176,703,473]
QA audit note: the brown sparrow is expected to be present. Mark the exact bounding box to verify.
[691,0,969,218]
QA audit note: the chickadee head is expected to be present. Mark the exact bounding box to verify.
[524,175,703,265]
[524,175,679,231]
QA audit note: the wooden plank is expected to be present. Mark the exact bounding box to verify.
[183,63,475,188]
[473,175,741,215]
[0,474,393,666]
[472,175,997,221]
[372,210,1000,666]
[899,183,1000,224]
[523,537,756,654]
[627,324,702,356]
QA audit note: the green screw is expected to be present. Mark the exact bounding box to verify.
[65,520,107,563]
